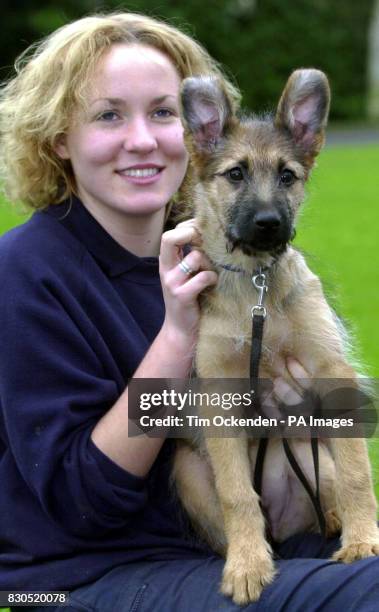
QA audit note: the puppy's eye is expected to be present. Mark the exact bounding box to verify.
[225,167,244,182]
[279,169,296,186]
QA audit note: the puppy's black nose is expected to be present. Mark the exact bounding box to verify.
[254,211,281,230]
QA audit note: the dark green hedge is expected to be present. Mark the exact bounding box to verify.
[0,0,374,120]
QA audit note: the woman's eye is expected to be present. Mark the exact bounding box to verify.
[279,169,296,186]
[153,108,175,119]
[97,110,120,122]
[225,167,244,182]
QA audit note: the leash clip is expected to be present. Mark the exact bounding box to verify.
[251,269,268,318]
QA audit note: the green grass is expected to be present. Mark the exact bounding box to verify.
[295,145,379,376]
[0,144,378,501]
[0,198,29,234]
[295,144,379,502]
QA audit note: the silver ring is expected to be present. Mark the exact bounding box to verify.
[178,259,194,276]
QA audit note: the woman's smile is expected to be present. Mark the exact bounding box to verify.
[117,163,165,184]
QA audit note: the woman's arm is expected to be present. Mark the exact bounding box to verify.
[90,221,217,477]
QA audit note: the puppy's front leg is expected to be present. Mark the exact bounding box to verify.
[206,437,275,604]
[329,436,379,561]
[288,280,379,561]
[310,368,379,559]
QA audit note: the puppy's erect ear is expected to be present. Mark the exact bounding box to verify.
[275,69,330,161]
[180,76,234,152]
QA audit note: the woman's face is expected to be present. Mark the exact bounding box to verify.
[56,43,189,219]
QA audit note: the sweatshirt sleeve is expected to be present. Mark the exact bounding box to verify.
[0,249,148,538]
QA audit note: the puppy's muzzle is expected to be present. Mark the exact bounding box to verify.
[228,208,292,254]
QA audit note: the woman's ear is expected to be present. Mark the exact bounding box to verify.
[54,134,70,160]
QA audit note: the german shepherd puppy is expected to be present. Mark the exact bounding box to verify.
[172,70,379,605]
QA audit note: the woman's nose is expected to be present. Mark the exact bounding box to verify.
[123,117,158,153]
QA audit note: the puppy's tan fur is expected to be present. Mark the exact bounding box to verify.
[171,70,379,605]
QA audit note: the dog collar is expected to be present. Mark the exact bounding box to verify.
[216,261,274,276]
[218,262,249,274]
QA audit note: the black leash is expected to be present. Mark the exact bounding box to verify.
[250,268,326,539]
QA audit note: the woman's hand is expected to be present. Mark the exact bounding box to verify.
[273,357,312,406]
[260,358,312,421]
[159,219,218,347]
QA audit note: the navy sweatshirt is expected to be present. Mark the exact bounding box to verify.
[0,197,207,591]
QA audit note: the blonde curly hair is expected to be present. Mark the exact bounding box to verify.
[0,12,240,209]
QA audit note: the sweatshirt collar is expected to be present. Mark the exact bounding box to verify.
[44,196,160,279]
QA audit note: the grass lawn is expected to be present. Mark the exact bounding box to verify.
[295,145,379,376]
[0,143,378,503]
[0,200,29,234]
[296,144,379,502]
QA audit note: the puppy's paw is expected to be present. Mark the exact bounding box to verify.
[221,546,276,605]
[333,540,379,563]
[324,508,342,538]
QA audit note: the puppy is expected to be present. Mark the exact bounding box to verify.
[172,69,379,605]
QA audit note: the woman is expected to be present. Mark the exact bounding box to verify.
[0,12,377,612]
